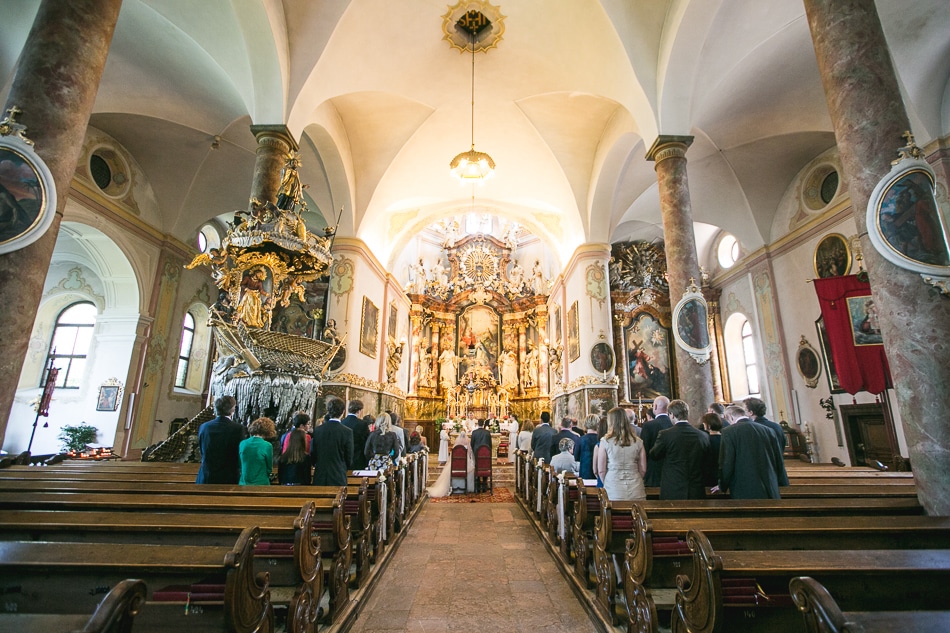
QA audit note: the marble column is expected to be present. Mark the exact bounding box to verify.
[247,125,297,209]
[646,136,715,423]
[805,0,950,515]
[0,0,123,443]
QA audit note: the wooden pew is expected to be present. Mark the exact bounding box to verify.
[669,529,950,633]
[0,503,323,632]
[0,526,273,633]
[789,575,950,633]
[0,578,145,633]
[0,491,351,625]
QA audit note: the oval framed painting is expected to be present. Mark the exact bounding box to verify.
[813,233,852,279]
[590,341,614,373]
[672,285,712,364]
[867,156,950,277]
[795,336,822,389]
[0,130,57,255]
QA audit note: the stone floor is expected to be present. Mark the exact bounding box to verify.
[347,501,600,633]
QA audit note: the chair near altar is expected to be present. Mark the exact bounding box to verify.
[450,445,469,492]
[475,445,493,493]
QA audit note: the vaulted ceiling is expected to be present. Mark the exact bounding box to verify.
[2,0,948,270]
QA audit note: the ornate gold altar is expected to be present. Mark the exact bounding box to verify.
[402,230,550,427]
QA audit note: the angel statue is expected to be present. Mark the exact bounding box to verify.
[386,336,404,384]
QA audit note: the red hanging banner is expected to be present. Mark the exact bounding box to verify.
[813,275,891,395]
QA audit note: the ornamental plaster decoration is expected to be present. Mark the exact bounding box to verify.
[442,0,506,54]
[44,266,105,310]
[586,261,608,309]
[723,292,747,318]
[330,256,354,305]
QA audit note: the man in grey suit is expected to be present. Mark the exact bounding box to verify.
[650,399,710,499]
[311,395,354,486]
[718,404,788,499]
[640,396,673,487]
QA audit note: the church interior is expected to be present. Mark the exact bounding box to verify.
[1,1,950,630]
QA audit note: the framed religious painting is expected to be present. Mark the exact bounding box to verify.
[567,301,580,362]
[671,282,712,363]
[846,295,884,346]
[388,302,398,339]
[813,233,852,278]
[359,296,379,358]
[815,316,844,393]
[795,335,822,389]
[0,109,58,255]
[867,138,950,294]
[590,341,614,374]
[624,309,674,400]
[96,384,121,412]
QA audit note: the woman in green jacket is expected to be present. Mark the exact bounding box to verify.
[239,417,276,485]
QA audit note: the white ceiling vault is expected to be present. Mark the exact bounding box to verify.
[2,0,948,270]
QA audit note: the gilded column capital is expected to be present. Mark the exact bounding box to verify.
[249,124,298,153]
[645,135,694,164]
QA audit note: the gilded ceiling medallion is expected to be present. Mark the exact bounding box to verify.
[442,1,506,54]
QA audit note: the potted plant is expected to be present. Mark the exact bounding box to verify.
[58,424,98,453]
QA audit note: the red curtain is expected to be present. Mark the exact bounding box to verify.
[813,275,891,395]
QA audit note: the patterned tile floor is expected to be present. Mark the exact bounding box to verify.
[347,502,600,633]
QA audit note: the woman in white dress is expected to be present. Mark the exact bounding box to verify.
[427,430,475,498]
[438,426,450,464]
[594,407,646,501]
[506,416,519,463]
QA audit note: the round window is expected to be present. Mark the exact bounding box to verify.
[717,233,739,269]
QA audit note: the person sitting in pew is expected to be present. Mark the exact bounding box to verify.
[717,404,788,499]
[240,417,276,486]
[551,437,579,475]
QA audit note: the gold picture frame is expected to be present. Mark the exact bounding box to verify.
[359,296,379,358]
[567,301,580,362]
[813,233,852,278]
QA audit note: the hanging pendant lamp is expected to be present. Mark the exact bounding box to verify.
[450,25,495,183]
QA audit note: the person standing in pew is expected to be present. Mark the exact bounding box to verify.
[595,407,647,501]
[278,417,312,485]
[365,413,400,470]
[343,399,371,470]
[196,395,247,484]
[707,402,729,427]
[745,396,788,485]
[650,399,710,499]
[240,417,277,486]
[717,404,788,499]
[640,396,672,487]
[311,395,354,486]
[700,412,724,488]
[531,411,557,463]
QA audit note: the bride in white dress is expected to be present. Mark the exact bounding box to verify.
[427,431,475,497]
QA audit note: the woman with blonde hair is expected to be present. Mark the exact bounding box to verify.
[364,413,400,471]
[240,417,276,486]
[594,407,646,500]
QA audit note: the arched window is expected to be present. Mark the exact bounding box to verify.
[723,313,762,399]
[44,302,97,389]
[174,312,196,388]
[740,320,760,395]
[717,233,740,269]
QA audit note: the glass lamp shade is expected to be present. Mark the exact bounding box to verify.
[449,147,496,183]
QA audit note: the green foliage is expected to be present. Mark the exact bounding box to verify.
[434,417,447,431]
[58,424,99,452]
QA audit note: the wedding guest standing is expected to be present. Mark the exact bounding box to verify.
[278,421,312,485]
[649,400,709,500]
[365,413,400,470]
[575,414,601,480]
[518,420,535,454]
[595,407,646,501]
[197,395,247,484]
[239,417,276,486]
[342,400,371,470]
[311,395,353,486]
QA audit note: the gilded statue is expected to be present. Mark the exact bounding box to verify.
[238,267,270,329]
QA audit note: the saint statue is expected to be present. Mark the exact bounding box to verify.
[386,337,404,384]
[322,318,341,346]
[500,349,519,388]
[550,342,564,385]
[507,262,525,296]
[418,346,434,387]
[530,260,546,295]
[410,258,427,294]
[522,344,539,389]
[275,153,303,211]
[431,261,449,290]
[439,347,460,388]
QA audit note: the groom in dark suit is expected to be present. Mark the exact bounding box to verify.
[196,395,247,484]
[650,399,710,499]
[342,399,370,470]
[641,396,673,486]
[311,395,354,486]
[470,419,493,492]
